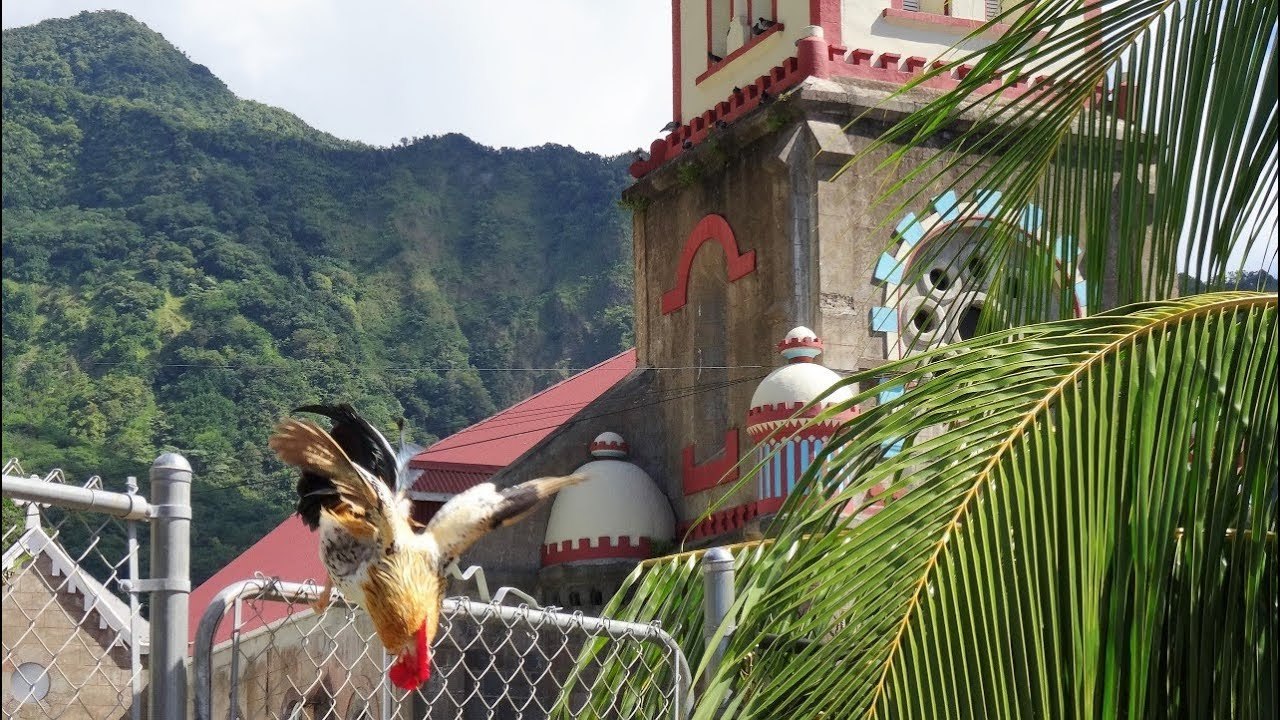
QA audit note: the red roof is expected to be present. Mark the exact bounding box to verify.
[410,349,637,494]
[186,515,325,649]
[410,464,497,495]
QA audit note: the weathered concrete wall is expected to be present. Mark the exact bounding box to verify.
[464,74,1128,586]
[622,76,1009,538]
[2,554,145,720]
[627,112,804,527]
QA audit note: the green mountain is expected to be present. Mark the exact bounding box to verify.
[1,10,635,582]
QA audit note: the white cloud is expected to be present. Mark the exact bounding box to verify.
[2,1,672,155]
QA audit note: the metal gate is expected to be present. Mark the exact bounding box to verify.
[193,577,691,720]
[2,455,191,720]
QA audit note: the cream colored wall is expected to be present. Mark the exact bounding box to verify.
[680,0,1082,124]
[840,1,1080,70]
[841,0,998,63]
[679,0,809,124]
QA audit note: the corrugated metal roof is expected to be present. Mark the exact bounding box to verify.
[411,466,498,495]
[186,516,324,649]
[409,349,637,483]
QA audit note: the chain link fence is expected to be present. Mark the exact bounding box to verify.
[194,577,691,720]
[2,460,149,720]
[4,457,693,719]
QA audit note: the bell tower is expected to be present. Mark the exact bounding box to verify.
[623,1,1098,543]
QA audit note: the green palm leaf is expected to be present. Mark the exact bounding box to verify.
[581,293,1276,718]
[853,0,1277,323]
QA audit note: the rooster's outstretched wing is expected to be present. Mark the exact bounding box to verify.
[426,474,586,566]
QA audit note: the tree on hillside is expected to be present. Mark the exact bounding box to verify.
[576,2,1277,718]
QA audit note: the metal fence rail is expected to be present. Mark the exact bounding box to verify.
[2,455,191,720]
[193,577,692,720]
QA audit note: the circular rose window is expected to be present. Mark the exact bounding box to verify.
[873,189,1087,361]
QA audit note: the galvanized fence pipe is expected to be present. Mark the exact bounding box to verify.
[193,578,306,720]
[4,455,189,719]
[125,476,144,720]
[148,453,193,720]
[1,474,152,519]
[701,546,736,689]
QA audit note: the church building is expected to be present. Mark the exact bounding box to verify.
[191,0,1107,630]
[415,0,1101,608]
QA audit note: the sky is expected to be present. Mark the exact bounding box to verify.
[1,1,673,157]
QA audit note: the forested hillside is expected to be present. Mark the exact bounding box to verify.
[1,11,634,581]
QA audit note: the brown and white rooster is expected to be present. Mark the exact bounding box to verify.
[269,404,583,690]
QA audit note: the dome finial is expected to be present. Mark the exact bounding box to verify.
[590,432,628,458]
[777,326,823,363]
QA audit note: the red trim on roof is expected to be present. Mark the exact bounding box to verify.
[679,497,783,539]
[682,427,741,495]
[409,348,637,477]
[811,0,842,49]
[696,22,786,84]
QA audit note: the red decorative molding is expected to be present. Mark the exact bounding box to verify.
[590,438,629,454]
[682,428,741,496]
[662,214,757,314]
[632,3,1115,180]
[678,496,784,539]
[696,22,786,84]
[810,0,842,49]
[541,535,653,567]
[746,400,841,422]
[679,488,885,539]
[744,402,855,440]
[630,56,807,179]
[777,334,823,353]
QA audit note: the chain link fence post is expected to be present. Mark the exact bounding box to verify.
[149,452,192,719]
[701,546,735,692]
[125,475,144,720]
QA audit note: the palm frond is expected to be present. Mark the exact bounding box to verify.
[586,292,1277,719]
[853,0,1278,325]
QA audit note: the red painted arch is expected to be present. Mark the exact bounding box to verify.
[661,214,757,314]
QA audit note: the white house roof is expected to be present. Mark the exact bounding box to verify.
[3,524,150,654]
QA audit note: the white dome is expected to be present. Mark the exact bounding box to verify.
[749,362,853,409]
[749,326,853,409]
[544,434,674,559]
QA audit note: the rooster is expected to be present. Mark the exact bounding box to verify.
[269,404,584,690]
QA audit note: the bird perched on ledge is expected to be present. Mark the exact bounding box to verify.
[270,404,585,690]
